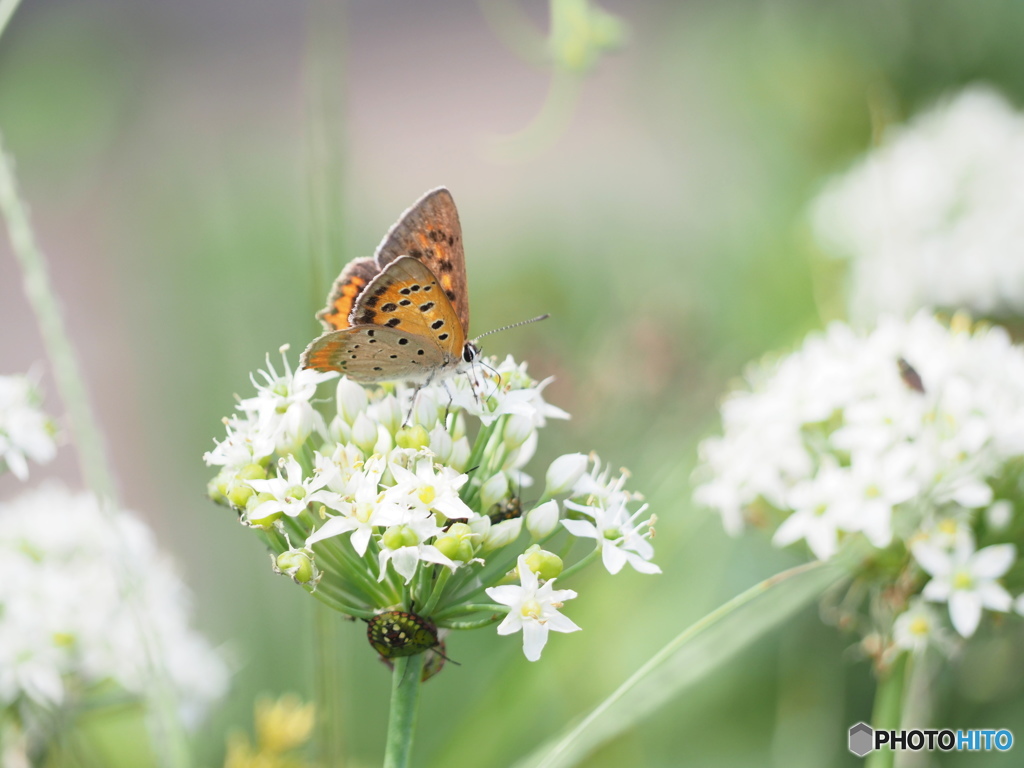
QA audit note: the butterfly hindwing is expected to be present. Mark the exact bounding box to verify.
[316,257,381,331]
[373,187,469,334]
[351,257,465,357]
[300,326,446,382]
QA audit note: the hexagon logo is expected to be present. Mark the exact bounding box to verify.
[849,722,874,757]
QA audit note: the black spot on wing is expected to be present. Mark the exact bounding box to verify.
[385,318,401,327]
[431,320,444,330]
[399,299,412,306]
[445,289,456,301]
[438,260,453,273]
[398,338,409,345]
[439,333,449,341]
[381,302,398,312]
[419,302,435,312]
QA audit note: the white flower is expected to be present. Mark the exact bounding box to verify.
[306,458,391,555]
[238,350,336,453]
[563,501,660,575]
[695,313,1024,561]
[893,600,946,654]
[810,85,1024,321]
[0,485,227,721]
[203,415,274,471]
[0,374,57,481]
[486,555,581,661]
[386,458,476,521]
[771,461,850,560]
[451,356,569,427]
[247,455,339,521]
[912,539,1015,637]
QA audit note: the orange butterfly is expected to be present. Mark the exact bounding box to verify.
[300,188,479,384]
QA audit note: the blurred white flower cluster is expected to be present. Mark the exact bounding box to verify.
[206,350,658,663]
[0,373,57,481]
[0,485,228,723]
[811,85,1024,322]
[694,312,1024,657]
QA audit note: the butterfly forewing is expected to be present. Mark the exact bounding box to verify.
[351,257,465,356]
[373,188,469,334]
[300,326,446,381]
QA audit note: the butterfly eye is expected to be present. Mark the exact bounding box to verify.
[463,343,479,364]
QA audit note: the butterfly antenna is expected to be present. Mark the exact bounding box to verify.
[470,314,550,343]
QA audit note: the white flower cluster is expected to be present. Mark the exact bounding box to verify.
[0,373,57,481]
[811,85,1024,321]
[207,350,658,662]
[0,485,228,723]
[695,312,1024,652]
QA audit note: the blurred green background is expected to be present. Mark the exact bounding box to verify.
[3,0,1024,765]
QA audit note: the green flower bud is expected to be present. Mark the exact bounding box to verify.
[383,525,419,550]
[481,517,522,552]
[237,463,267,481]
[524,545,563,581]
[227,483,254,509]
[207,473,229,506]
[396,425,430,450]
[246,492,282,526]
[276,550,316,584]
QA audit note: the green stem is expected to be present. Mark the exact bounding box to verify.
[383,654,425,768]
[419,566,451,616]
[866,653,910,768]
[313,603,347,768]
[0,135,190,767]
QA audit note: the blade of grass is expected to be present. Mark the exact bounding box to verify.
[515,559,848,768]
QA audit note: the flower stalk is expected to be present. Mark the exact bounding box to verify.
[866,653,909,768]
[384,655,425,768]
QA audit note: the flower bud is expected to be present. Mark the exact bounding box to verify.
[412,389,439,429]
[207,470,231,506]
[503,414,534,451]
[429,425,453,463]
[526,500,560,539]
[246,493,282,526]
[352,412,378,454]
[396,425,430,451]
[383,524,420,550]
[523,545,563,581]
[227,482,254,509]
[373,425,394,455]
[545,453,588,496]
[449,437,471,473]
[986,500,1013,531]
[336,377,369,425]
[376,396,403,435]
[451,413,467,441]
[328,414,352,444]
[481,517,522,551]
[275,549,317,584]
[435,523,476,562]
[479,472,510,511]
